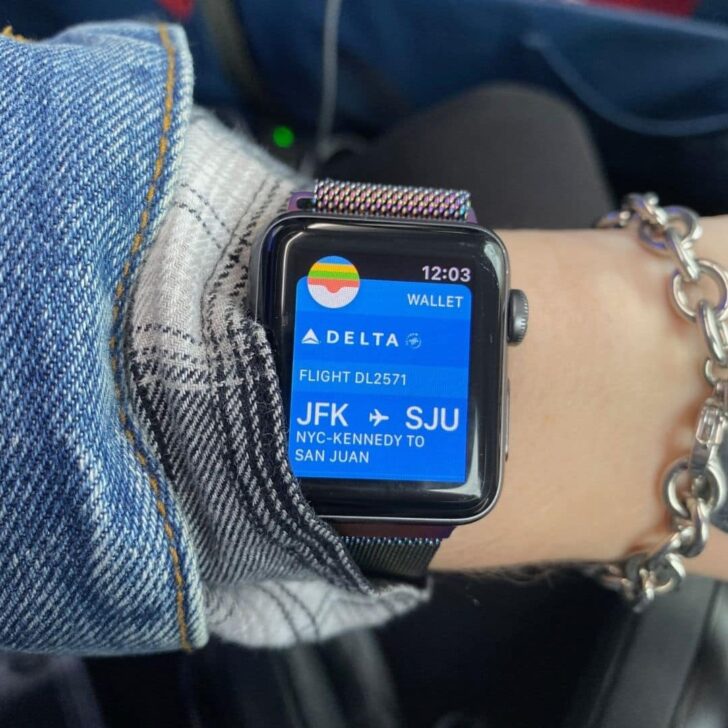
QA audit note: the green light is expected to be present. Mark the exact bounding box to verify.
[272,125,295,149]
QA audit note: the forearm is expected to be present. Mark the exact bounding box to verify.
[434,216,728,579]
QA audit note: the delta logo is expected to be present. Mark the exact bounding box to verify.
[307,256,360,309]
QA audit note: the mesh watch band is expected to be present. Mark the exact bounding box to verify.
[303,179,475,581]
[341,537,442,581]
[311,179,473,221]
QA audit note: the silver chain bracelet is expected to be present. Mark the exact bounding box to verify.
[591,193,728,612]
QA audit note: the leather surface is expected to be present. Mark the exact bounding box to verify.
[564,576,728,728]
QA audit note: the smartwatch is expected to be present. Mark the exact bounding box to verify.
[249,179,528,581]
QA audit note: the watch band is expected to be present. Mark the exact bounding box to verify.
[301,178,476,581]
[341,536,442,581]
[309,178,474,222]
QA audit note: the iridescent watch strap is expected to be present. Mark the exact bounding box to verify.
[309,178,474,221]
[300,179,474,581]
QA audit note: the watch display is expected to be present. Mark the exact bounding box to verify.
[289,254,472,483]
[251,214,508,523]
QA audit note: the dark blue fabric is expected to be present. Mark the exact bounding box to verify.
[238,0,728,136]
[233,0,728,211]
[5,0,728,137]
[5,0,727,210]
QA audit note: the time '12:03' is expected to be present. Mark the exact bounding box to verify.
[422,265,471,282]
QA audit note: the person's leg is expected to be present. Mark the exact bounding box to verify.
[324,84,613,228]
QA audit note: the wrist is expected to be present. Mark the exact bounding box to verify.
[434,218,728,575]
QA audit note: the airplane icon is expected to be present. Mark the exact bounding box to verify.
[301,328,320,345]
[368,409,390,427]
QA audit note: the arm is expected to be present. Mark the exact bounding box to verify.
[3,20,723,655]
[434,219,728,580]
[0,22,423,654]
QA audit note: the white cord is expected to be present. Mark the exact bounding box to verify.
[307,0,343,174]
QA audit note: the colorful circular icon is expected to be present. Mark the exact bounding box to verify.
[307,256,360,308]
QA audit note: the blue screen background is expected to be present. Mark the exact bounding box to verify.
[289,272,472,482]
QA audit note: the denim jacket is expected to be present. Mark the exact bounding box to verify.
[0,22,210,653]
[0,21,426,655]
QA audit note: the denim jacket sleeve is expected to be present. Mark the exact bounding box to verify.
[0,22,423,655]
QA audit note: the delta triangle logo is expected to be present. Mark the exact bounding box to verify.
[301,328,320,345]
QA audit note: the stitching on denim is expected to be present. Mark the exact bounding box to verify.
[108,24,191,652]
[1,26,28,42]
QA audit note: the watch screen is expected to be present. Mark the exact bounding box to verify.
[288,255,472,483]
[256,215,507,522]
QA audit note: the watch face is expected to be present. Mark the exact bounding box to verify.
[252,214,508,523]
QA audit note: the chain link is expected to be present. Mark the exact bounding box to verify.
[592,193,728,611]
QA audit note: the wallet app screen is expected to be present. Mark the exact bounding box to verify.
[288,255,472,483]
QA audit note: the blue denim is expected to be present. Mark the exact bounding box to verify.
[0,0,240,110]
[0,22,207,653]
[0,20,428,654]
